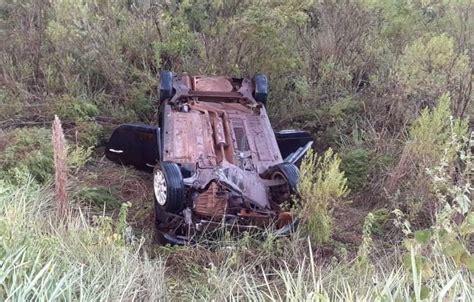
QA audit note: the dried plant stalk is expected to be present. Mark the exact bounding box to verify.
[52,115,69,221]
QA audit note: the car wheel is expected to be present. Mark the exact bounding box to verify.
[254,74,268,105]
[153,161,185,215]
[271,162,299,194]
[159,71,174,102]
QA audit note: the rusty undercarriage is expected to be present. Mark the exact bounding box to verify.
[106,72,313,244]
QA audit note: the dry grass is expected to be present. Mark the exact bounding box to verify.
[52,115,69,221]
[1,177,473,301]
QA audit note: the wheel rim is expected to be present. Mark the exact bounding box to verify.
[272,171,288,188]
[154,169,167,206]
[272,170,290,199]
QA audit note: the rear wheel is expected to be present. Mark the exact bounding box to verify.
[153,162,186,223]
[254,74,268,105]
[268,162,299,204]
[272,162,299,193]
[159,71,174,102]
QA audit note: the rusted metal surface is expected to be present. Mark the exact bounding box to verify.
[162,104,216,167]
[163,99,282,173]
[194,182,227,217]
[194,76,234,92]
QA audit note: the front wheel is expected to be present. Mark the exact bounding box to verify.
[153,161,186,219]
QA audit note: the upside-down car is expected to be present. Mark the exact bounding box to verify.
[105,72,313,244]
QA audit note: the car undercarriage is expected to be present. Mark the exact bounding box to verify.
[106,72,313,244]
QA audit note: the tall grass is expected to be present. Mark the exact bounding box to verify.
[1,179,472,301]
[163,237,472,301]
[0,179,167,301]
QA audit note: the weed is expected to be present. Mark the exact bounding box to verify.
[52,115,69,221]
[74,187,121,211]
[299,148,349,244]
[340,148,370,192]
[0,128,54,184]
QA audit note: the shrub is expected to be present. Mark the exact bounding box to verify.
[397,35,471,110]
[298,148,349,244]
[0,128,54,184]
[409,93,467,163]
[396,135,473,301]
[54,95,99,121]
[67,145,93,172]
[387,93,468,221]
[0,125,93,185]
[74,120,103,148]
[340,148,370,192]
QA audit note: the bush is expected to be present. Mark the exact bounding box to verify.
[340,148,370,192]
[74,120,103,148]
[0,125,93,184]
[398,35,470,108]
[409,93,467,163]
[54,95,99,121]
[387,94,468,220]
[298,148,349,244]
[0,128,54,184]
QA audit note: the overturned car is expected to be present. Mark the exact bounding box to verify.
[106,72,313,244]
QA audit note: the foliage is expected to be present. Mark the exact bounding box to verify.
[398,34,471,110]
[299,148,349,244]
[340,148,370,192]
[67,145,93,172]
[0,126,93,185]
[0,128,54,184]
[54,95,99,122]
[388,94,468,219]
[355,212,375,269]
[389,104,472,300]
[1,0,473,299]
[1,180,472,300]
[0,180,167,301]
[1,0,471,149]
[408,93,467,164]
[74,120,104,148]
[74,187,121,211]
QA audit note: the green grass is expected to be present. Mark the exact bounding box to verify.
[1,179,472,301]
[0,179,167,301]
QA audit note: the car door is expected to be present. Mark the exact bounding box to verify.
[105,124,161,171]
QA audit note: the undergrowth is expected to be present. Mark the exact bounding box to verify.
[0,179,472,300]
[1,0,473,300]
[298,148,349,244]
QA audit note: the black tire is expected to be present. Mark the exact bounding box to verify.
[254,74,268,105]
[153,162,185,215]
[271,162,299,193]
[159,71,174,102]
